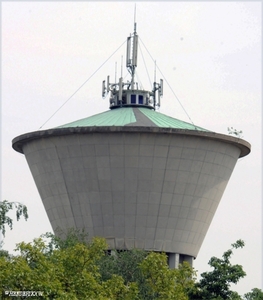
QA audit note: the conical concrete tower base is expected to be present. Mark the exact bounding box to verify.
[13,108,250,265]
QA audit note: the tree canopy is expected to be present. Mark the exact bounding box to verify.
[243,288,263,300]
[190,240,247,300]
[0,229,197,299]
[0,221,262,299]
[0,235,139,299]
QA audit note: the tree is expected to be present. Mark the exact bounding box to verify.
[0,200,28,237]
[44,229,197,299]
[0,229,198,299]
[41,227,90,253]
[190,240,246,299]
[1,229,261,299]
[0,235,138,299]
[139,252,196,300]
[97,248,198,299]
[98,249,148,283]
[97,248,151,298]
[243,288,263,300]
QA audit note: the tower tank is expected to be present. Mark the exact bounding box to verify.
[12,22,250,267]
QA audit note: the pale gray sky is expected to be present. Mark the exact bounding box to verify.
[2,1,262,295]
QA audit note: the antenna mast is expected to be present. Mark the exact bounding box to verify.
[134,4,137,33]
[126,5,138,90]
[102,5,163,110]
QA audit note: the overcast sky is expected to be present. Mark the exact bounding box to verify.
[1,1,262,295]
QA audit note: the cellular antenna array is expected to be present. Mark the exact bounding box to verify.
[102,17,163,110]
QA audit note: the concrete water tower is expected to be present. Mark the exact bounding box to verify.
[12,22,250,267]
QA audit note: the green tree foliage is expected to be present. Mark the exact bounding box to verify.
[0,229,197,299]
[1,229,261,299]
[190,240,246,300]
[97,249,197,299]
[243,288,263,300]
[0,200,28,237]
[41,227,90,253]
[98,249,148,282]
[0,235,138,299]
[98,248,151,298]
[139,252,196,300]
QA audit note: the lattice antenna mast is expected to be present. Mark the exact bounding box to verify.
[126,6,138,90]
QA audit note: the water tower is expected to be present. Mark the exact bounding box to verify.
[12,23,250,267]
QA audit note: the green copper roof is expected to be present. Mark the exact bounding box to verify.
[57,107,209,132]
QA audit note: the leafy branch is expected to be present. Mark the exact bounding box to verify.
[0,200,28,237]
